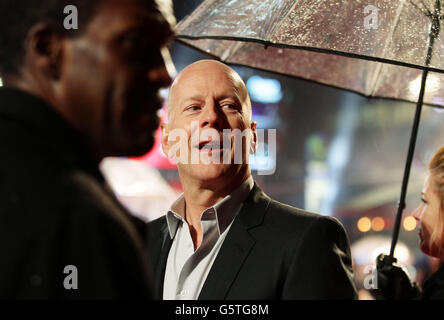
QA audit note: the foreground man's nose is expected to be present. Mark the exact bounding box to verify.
[148,48,175,88]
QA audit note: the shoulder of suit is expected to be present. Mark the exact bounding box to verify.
[63,171,148,251]
[147,215,167,225]
[62,171,112,207]
[147,215,167,231]
[266,197,320,221]
[262,196,345,233]
[45,170,141,237]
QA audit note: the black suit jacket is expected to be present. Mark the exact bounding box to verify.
[0,87,151,299]
[147,183,357,300]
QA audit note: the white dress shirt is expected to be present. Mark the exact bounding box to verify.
[163,176,254,300]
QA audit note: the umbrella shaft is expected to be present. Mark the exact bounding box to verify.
[390,0,441,258]
[389,69,428,258]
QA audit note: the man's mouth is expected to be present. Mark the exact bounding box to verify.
[196,140,223,150]
[127,94,163,129]
[133,112,160,131]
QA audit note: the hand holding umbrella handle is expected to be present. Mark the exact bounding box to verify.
[371,254,420,300]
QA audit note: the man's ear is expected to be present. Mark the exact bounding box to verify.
[25,23,64,80]
[160,123,170,157]
[250,121,258,154]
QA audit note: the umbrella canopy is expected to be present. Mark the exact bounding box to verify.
[175,0,444,259]
[176,0,444,107]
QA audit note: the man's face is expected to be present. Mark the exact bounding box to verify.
[58,0,175,157]
[162,61,256,185]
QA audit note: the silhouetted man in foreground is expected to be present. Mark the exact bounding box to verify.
[0,0,175,299]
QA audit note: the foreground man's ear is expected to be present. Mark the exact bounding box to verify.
[25,23,64,81]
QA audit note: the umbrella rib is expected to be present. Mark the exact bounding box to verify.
[220,41,244,61]
[420,0,433,15]
[369,0,407,97]
[414,0,433,16]
[266,0,299,42]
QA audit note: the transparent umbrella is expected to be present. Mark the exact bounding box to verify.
[176,0,444,261]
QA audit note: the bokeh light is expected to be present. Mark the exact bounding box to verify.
[246,75,283,104]
[357,217,372,232]
[371,217,385,232]
[403,216,417,231]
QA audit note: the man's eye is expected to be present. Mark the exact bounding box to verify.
[121,33,156,55]
[186,106,201,111]
[222,104,237,110]
[122,33,143,47]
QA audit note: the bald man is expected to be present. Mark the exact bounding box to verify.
[147,60,357,300]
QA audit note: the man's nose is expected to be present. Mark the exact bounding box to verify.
[201,102,223,129]
[148,48,175,88]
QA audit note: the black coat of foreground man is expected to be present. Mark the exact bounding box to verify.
[148,60,357,300]
[0,0,175,299]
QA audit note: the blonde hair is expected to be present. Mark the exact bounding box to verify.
[428,145,444,255]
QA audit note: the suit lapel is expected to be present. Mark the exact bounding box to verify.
[198,184,270,300]
[152,222,173,300]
